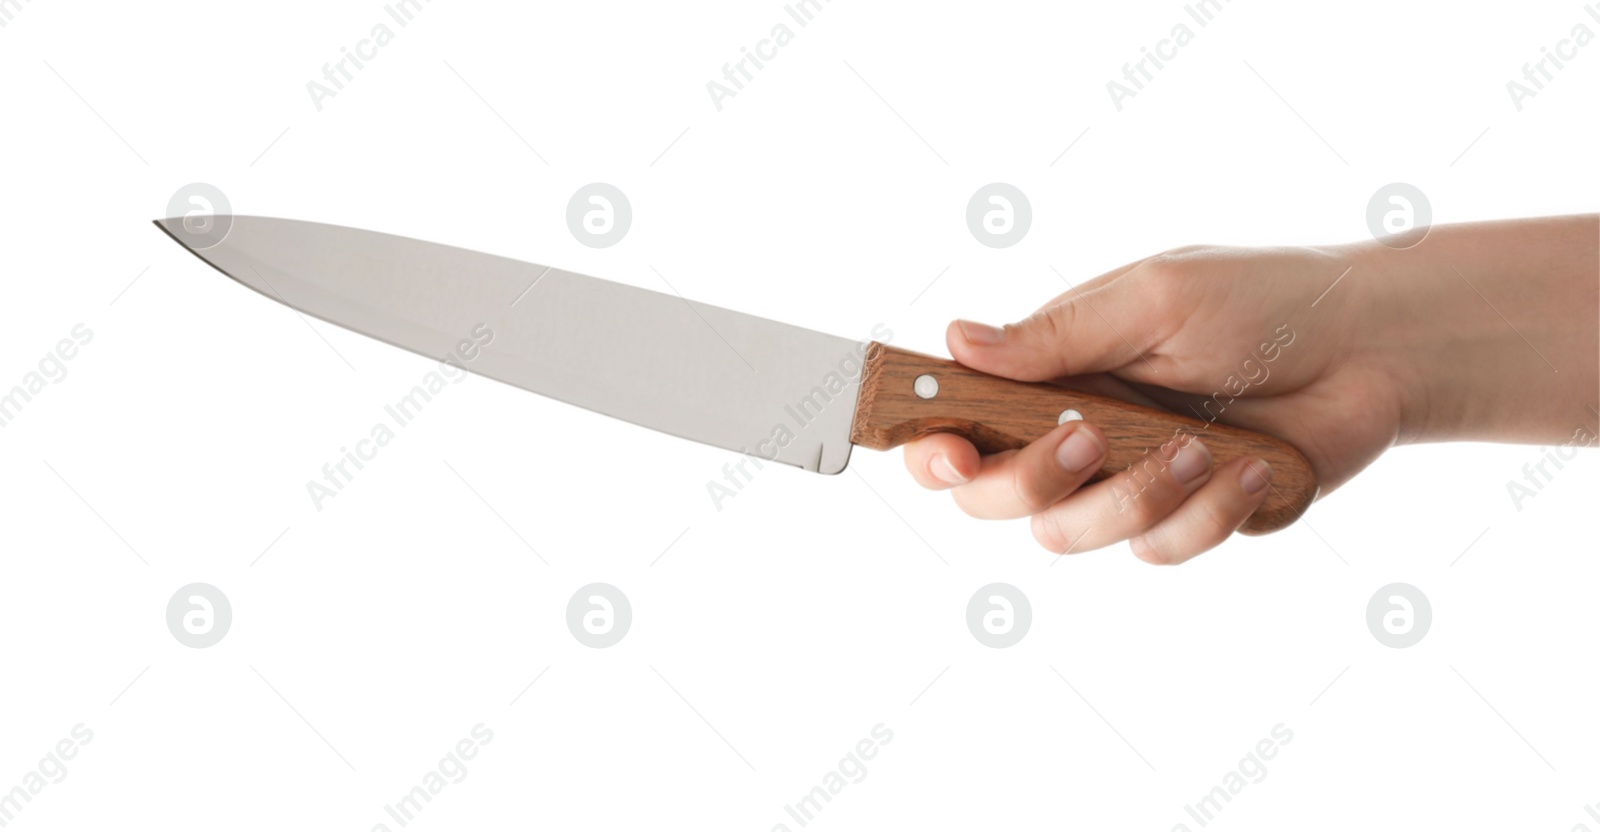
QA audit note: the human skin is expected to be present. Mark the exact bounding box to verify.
[902,215,1599,564]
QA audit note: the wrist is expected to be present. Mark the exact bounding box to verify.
[1344,217,1599,445]
[1340,238,1454,444]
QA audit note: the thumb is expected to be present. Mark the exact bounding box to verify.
[947,281,1161,381]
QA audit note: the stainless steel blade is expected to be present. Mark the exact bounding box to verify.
[156,216,863,473]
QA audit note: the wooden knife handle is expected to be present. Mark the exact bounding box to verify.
[848,343,1317,533]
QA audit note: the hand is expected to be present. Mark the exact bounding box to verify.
[903,216,1598,564]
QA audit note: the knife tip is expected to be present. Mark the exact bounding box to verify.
[152,214,237,254]
[151,216,185,244]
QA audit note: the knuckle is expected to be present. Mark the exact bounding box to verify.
[1007,303,1081,378]
[1195,500,1240,541]
[1134,252,1208,308]
[1010,464,1061,515]
[1116,292,1175,349]
[950,489,987,518]
[1116,480,1171,531]
[1130,535,1179,565]
[1141,245,1237,288]
[1155,244,1213,259]
[1030,512,1071,554]
[1019,303,1072,346]
[901,450,938,488]
[1138,253,1188,283]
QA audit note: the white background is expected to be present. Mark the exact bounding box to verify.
[2,0,1598,829]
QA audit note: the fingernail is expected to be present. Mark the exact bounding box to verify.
[956,320,1004,346]
[1169,439,1211,485]
[1239,458,1272,495]
[1055,427,1103,474]
[931,454,967,485]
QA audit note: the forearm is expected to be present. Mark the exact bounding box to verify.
[1345,215,1598,445]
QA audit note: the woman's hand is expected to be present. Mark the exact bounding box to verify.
[903,216,1598,564]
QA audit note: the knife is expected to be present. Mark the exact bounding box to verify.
[154,216,1316,533]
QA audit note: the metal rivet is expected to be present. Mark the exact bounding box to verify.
[913,374,939,399]
[1057,409,1082,424]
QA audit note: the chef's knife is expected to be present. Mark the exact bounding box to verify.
[154,216,1316,532]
